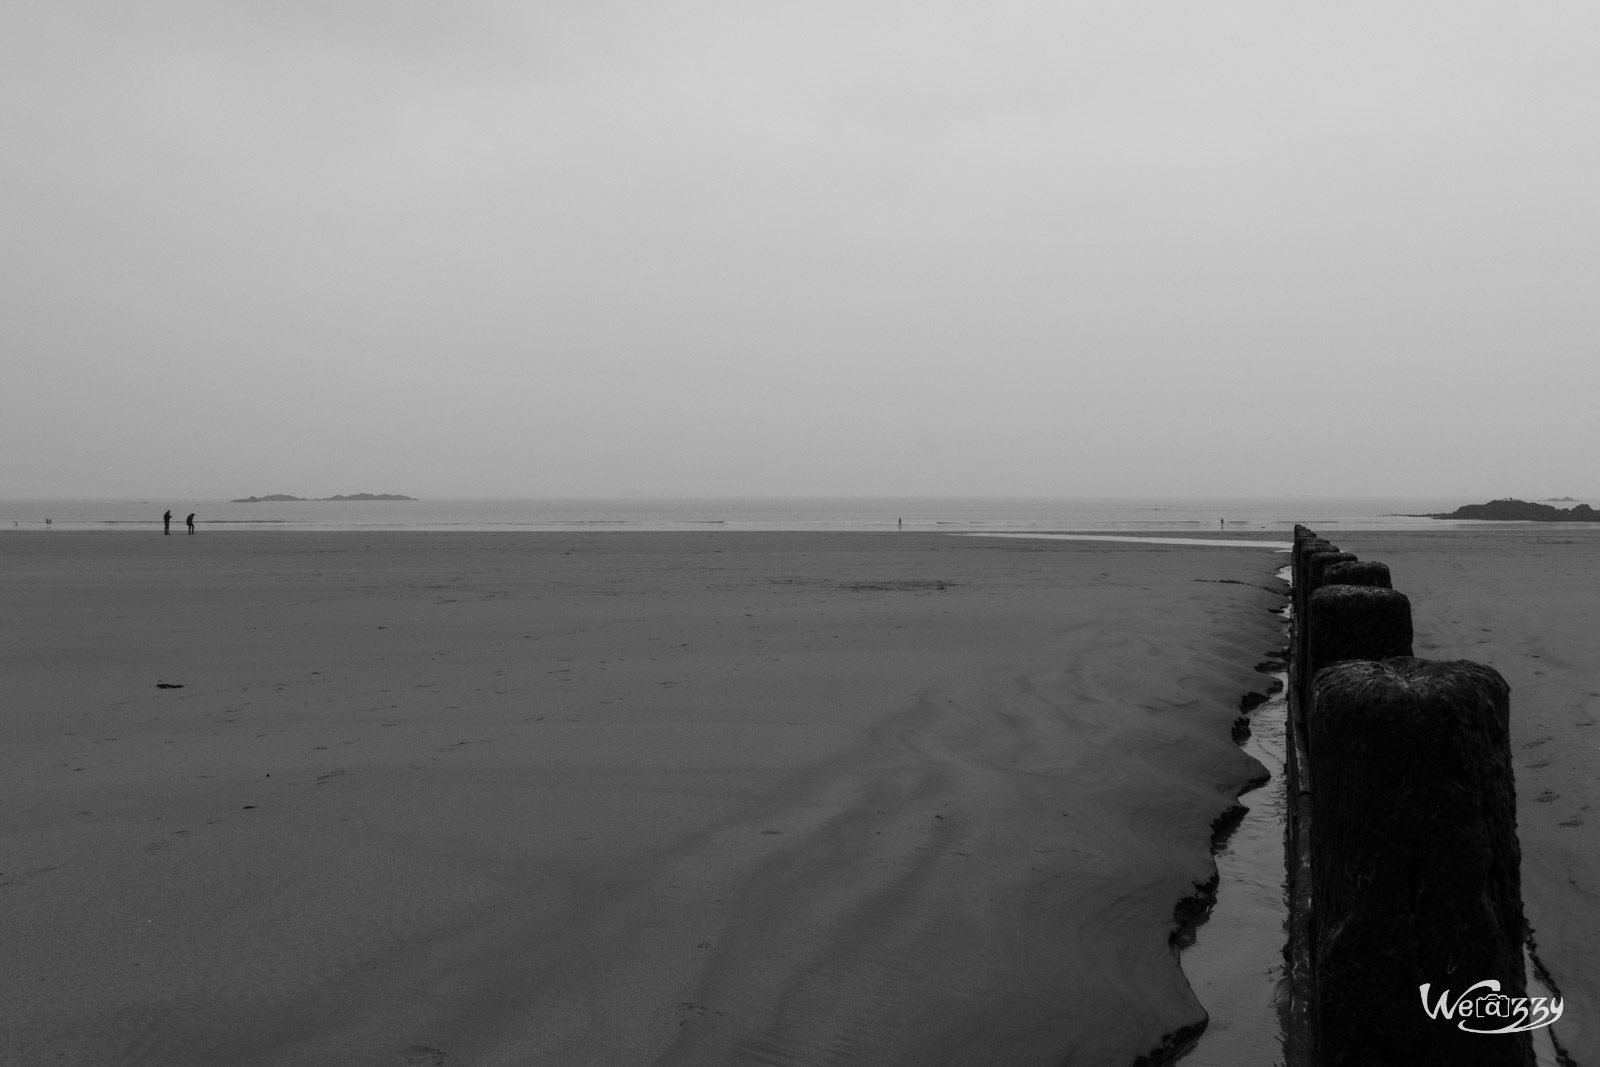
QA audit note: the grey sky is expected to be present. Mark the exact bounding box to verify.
[5,2,1597,499]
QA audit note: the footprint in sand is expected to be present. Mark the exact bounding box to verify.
[1534,790,1560,804]
[401,1046,446,1066]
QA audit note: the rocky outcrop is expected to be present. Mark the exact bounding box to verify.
[1432,498,1600,521]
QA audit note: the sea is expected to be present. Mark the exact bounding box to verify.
[0,494,1564,533]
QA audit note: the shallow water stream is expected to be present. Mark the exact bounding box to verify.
[1173,565,1292,1064]
[1178,638,1290,1065]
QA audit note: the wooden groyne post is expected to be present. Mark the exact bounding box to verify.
[1320,559,1391,589]
[1310,659,1529,1066]
[1285,527,1532,1066]
[1301,583,1413,729]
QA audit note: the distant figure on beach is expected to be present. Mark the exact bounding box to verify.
[898,517,903,530]
[186,513,196,535]
[164,510,172,535]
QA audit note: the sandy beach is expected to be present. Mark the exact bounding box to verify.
[4,531,1283,1065]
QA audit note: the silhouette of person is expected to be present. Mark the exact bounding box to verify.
[186,513,196,535]
[164,510,172,535]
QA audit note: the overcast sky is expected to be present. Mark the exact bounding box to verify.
[4,2,1597,500]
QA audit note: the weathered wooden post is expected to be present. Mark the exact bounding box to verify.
[1291,533,1339,701]
[1300,548,1354,622]
[1306,550,1358,592]
[1309,659,1530,1066]
[1292,530,1331,588]
[1321,559,1392,589]
[1305,585,1413,678]
[1302,584,1413,723]
[1293,536,1336,615]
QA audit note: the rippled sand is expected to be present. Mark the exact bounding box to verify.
[3,531,1283,1065]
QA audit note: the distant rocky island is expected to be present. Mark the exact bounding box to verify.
[231,493,417,503]
[1431,498,1600,522]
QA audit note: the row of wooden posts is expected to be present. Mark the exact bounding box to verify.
[1284,526,1533,1066]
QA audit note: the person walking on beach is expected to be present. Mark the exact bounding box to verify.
[163,510,172,535]
[186,513,196,535]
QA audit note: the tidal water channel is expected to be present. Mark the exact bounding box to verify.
[1178,572,1291,1065]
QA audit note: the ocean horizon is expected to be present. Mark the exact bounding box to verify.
[4,494,1588,534]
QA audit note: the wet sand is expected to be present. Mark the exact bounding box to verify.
[2,531,1283,1065]
[1342,529,1600,1063]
